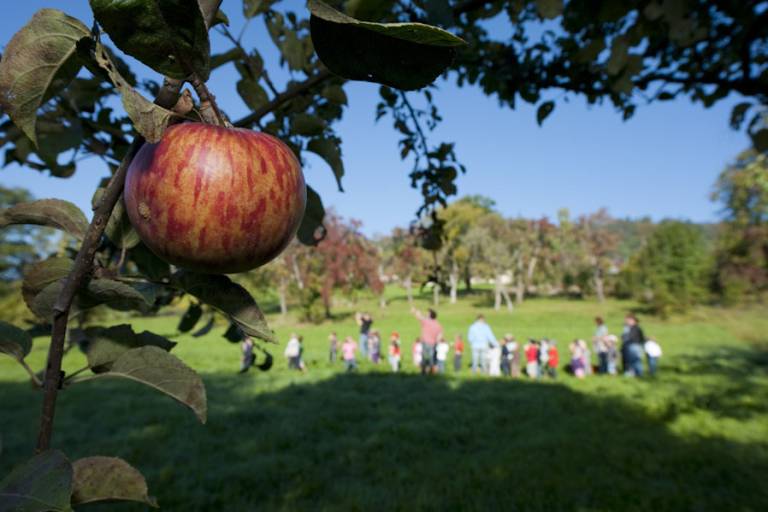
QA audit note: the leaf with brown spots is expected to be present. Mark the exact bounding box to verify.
[71,456,157,507]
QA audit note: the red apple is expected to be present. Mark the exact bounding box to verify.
[124,123,306,274]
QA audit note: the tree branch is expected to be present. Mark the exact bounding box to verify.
[35,79,182,453]
[233,69,334,128]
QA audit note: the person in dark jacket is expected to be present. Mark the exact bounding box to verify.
[622,313,645,377]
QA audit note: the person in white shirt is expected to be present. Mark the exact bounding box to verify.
[488,341,502,377]
[435,337,450,374]
[644,337,662,376]
[284,334,301,370]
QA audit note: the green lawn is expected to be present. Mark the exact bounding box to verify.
[2,290,767,511]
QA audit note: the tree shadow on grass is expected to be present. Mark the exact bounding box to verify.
[1,372,767,511]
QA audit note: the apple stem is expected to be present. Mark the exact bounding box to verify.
[191,75,229,127]
[34,78,183,454]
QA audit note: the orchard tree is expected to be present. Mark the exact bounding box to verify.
[575,209,620,302]
[0,0,462,506]
[711,149,768,302]
[380,226,427,305]
[621,220,711,315]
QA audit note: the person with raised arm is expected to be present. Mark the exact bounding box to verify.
[411,306,444,375]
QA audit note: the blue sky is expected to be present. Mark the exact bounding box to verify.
[0,1,749,236]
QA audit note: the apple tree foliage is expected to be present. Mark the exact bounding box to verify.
[0,0,465,507]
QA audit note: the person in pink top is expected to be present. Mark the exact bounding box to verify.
[341,336,357,372]
[411,306,444,375]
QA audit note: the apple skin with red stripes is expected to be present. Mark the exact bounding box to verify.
[124,123,306,274]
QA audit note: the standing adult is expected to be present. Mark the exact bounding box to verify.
[622,314,646,377]
[467,314,498,375]
[355,312,373,361]
[593,316,609,374]
[411,307,444,375]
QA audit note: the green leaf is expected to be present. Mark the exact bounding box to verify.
[171,271,276,343]
[346,0,396,21]
[0,199,89,241]
[129,243,171,281]
[605,37,629,75]
[177,303,203,333]
[89,0,210,80]
[297,185,326,246]
[82,279,155,313]
[22,257,73,313]
[236,78,269,110]
[94,346,207,423]
[198,0,223,29]
[280,31,306,71]
[321,84,347,105]
[72,456,157,507]
[292,113,326,136]
[87,41,175,143]
[30,278,154,320]
[309,0,465,90]
[307,137,344,191]
[0,9,90,146]
[536,101,555,126]
[0,321,33,361]
[729,102,751,130]
[211,47,245,70]
[0,450,73,512]
[535,0,563,19]
[92,190,140,249]
[752,129,768,153]
[84,324,176,373]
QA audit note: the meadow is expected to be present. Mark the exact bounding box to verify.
[1,289,767,511]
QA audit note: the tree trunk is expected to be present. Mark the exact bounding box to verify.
[449,261,459,304]
[405,275,414,305]
[278,277,288,316]
[291,258,304,290]
[501,287,514,311]
[432,283,440,306]
[594,268,605,302]
[463,264,472,291]
[515,273,525,304]
[494,274,502,311]
[379,294,387,308]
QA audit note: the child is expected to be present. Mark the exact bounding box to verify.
[644,336,662,376]
[570,339,585,378]
[284,333,301,370]
[453,334,464,372]
[297,335,307,373]
[500,337,511,376]
[388,332,401,372]
[412,338,423,369]
[328,332,338,363]
[488,341,502,377]
[370,330,381,364]
[239,336,255,373]
[606,334,619,375]
[342,336,357,372]
[435,336,450,374]
[507,335,520,377]
[525,339,539,379]
[547,341,559,378]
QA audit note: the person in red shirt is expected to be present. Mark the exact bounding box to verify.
[411,307,444,374]
[525,339,540,378]
[547,341,559,378]
[453,334,465,372]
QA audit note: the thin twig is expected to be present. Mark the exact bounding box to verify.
[35,79,182,453]
[233,69,334,127]
[190,75,227,126]
[19,359,42,388]
[399,91,430,155]
[62,365,90,384]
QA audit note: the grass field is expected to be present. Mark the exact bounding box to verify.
[1,289,767,511]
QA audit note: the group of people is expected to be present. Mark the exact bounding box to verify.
[273,308,663,379]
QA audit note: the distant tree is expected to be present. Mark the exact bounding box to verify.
[380,227,426,305]
[437,196,493,301]
[464,213,515,311]
[292,211,383,319]
[621,220,711,315]
[576,209,620,302]
[711,149,768,302]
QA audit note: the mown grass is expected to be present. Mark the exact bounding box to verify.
[1,289,767,511]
